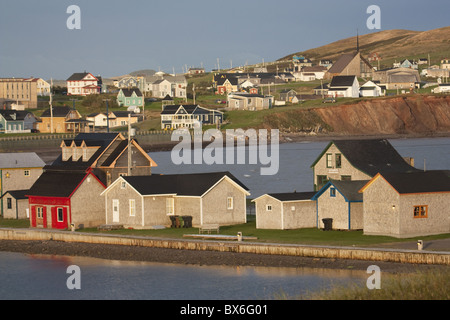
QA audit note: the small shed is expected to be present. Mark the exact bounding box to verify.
[253,191,317,230]
[1,190,29,219]
[312,180,369,230]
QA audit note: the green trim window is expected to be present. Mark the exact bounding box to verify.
[335,153,342,168]
[317,175,328,187]
[326,153,333,168]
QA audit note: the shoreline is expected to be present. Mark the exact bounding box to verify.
[0,239,447,274]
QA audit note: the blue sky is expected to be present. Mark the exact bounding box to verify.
[0,0,449,80]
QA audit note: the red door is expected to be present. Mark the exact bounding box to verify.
[31,206,47,228]
[51,207,68,229]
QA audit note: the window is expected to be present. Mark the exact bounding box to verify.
[129,199,136,217]
[317,175,328,187]
[227,197,233,210]
[121,181,127,189]
[414,205,428,218]
[266,205,272,211]
[7,198,12,209]
[57,208,64,222]
[341,175,352,181]
[37,207,43,218]
[330,188,336,197]
[335,154,342,168]
[326,153,333,168]
[166,198,174,215]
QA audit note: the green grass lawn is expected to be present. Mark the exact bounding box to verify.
[4,216,446,248]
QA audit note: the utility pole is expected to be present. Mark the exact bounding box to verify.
[127,113,132,176]
[103,99,110,133]
[49,78,54,134]
[193,83,196,105]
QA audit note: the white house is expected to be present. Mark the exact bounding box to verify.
[86,113,108,128]
[359,81,385,97]
[66,72,101,96]
[328,76,360,98]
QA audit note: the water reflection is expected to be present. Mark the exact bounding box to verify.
[0,252,366,300]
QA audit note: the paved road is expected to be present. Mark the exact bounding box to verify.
[367,238,450,252]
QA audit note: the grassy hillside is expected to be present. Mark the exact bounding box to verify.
[280,26,450,70]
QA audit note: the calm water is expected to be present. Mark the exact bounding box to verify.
[1,137,449,300]
[149,137,450,198]
[0,252,367,300]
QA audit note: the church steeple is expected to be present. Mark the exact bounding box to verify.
[356,29,360,52]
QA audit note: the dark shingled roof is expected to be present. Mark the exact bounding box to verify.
[1,189,29,200]
[330,75,357,87]
[26,171,89,198]
[123,172,248,196]
[311,139,420,177]
[41,106,74,118]
[267,192,316,201]
[327,53,357,74]
[379,170,450,194]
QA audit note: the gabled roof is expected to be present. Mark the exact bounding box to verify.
[0,152,45,169]
[253,191,316,202]
[113,172,249,197]
[67,72,97,81]
[330,75,357,87]
[161,105,200,115]
[0,110,34,121]
[119,88,143,97]
[311,139,419,177]
[312,180,369,202]
[40,106,77,118]
[360,170,450,195]
[327,52,358,74]
[0,189,29,200]
[26,171,101,198]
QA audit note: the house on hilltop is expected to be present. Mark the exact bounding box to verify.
[327,75,360,98]
[67,72,101,96]
[116,88,144,108]
[161,105,223,129]
[325,51,373,79]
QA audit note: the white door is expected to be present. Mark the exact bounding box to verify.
[112,199,119,223]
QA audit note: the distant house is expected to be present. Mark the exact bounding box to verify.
[36,78,51,96]
[359,80,385,97]
[188,67,205,75]
[327,75,360,98]
[300,66,327,80]
[398,59,418,69]
[216,77,239,95]
[313,83,329,96]
[253,192,316,230]
[151,79,172,98]
[279,89,297,102]
[310,139,418,191]
[108,110,141,128]
[325,51,373,79]
[312,180,368,230]
[116,88,144,107]
[319,60,333,68]
[292,56,312,67]
[116,76,145,93]
[86,113,108,128]
[441,59,450,70]
[0,152,45,218]
[227,92,273,111]
[145,75,187,99]
[100,172,250,229]
[0,110,38,133]
[161,105,223,129]
[373,67,421,90]
[39,106,87,133]
[434,83,450,93]
[66,72,101,96]
[360,170,450,238]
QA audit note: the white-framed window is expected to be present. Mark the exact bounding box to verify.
[227,197,233,210]
[57,208,64,222]
[266,204,272,211]
[166,198,174,215]
[129,199,136,217]
[37,207,43,218]
[121,181,127,189]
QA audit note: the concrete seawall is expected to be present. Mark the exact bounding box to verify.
[1,228,449,266]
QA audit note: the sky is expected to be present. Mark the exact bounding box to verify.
[0,0,449,80]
